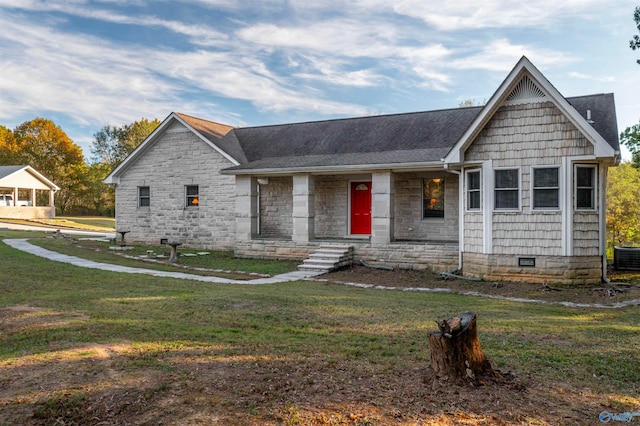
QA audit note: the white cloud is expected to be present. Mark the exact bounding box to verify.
[389,0,618,31]
[448,39,576,72]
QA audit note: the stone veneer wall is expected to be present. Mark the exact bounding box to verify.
[114,122,236,249]
[462,252,602,285]
[394,172,458,241]
[235,240,458,273]
[259,176,292,237]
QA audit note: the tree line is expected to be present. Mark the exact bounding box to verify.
[0,117,159,216]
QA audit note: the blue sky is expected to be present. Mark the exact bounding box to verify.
[0,0,638,161]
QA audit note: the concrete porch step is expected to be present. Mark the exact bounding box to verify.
[298,245,354,273]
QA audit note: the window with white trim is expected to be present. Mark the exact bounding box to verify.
[138,186,150,207]
[423,178,445,218]
[575,165,596,210]
[532,167,559,209]
[494,169,519,210]
[186,185,199,207]
[466,170,481,211]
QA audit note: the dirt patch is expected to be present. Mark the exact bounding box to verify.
[322,265,640,306]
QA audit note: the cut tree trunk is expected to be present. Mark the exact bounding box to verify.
[428,312,493,383]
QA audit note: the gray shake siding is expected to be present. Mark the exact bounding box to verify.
[114,122,236,249]
[464,102,597,257]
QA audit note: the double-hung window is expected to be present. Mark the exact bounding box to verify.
[494,169,519,210]
[466,170,481,211]
[186,185,199,207]
[575,165,596,210]
[532,167,559,209]
[138,186,150,207]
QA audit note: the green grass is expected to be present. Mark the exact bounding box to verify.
[0,234,638,393]
[1,231,639,424]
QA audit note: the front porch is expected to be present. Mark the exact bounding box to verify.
[234,170,460,272]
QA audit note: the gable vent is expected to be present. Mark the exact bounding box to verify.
[504,75,547,105]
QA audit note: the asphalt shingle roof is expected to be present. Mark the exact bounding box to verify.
[216,93,618,173]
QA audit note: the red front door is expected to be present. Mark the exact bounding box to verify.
[350,182,371,235]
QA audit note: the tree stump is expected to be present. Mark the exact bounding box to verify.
[428,312,493,383]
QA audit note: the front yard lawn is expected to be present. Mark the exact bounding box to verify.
[0,232,638,425]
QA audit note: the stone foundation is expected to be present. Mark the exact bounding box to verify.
[462,252,603,285]
[235,239,459,273]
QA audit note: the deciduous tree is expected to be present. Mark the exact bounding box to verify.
[607,162,640,246]
[1,118,87,215]
[91,118,160,169]
[621,121,640,168]
[631,6,640,64]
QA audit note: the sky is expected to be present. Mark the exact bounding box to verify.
[0,0,639,161]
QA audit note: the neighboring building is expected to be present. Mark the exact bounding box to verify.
[0,165,59,219]
[105,57,620,284]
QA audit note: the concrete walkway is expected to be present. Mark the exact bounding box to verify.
[4,239,324,284]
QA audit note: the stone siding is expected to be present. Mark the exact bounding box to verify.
[114,122,236,249]
[259,176,292,237]
[314,175,350,237]
[463,252,602,285]
[393,172,458,241]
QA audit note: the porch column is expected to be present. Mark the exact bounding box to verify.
[371,171,394,245]
[235,175,258,241]
[12,187,18,206]
[292,174,315,242]
[49,190,55,207]
[31,188,36,206]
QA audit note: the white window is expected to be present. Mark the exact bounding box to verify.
[423,178,445,218]
[466,170,481,211]
[494,169,519,210]
[575,165,596,210]
[186,185,199,207]
[138,186,150,207]
[532,167,559,209]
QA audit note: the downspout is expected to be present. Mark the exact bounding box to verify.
[444,163,463,270]
[600,165,609,283]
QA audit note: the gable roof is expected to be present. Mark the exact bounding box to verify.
[104,112,236,184]
[443,56,619,164]
[105,58,619,181]
[0,165,60,190]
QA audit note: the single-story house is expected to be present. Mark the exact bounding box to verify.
[0,165,59,219]
[105,57,620,284]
